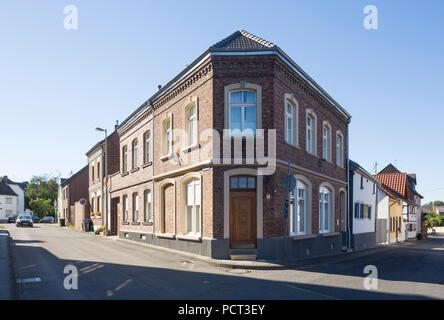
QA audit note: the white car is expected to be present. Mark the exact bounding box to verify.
[16,215,34,228]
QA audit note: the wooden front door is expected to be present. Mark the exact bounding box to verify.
[110,198,119,236]
[229,176,257,248]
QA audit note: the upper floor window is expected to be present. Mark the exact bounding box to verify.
[336,132,344,167]
[360,176,364,189]
[122,146,128,173]
[319,186,331,233]
[185,178,201,235]
[322,122,331,162]
[186,102,198,147]
[229,90,256,136]
[91,165,95,181]
[285,97,298,146]
[290,181,306,235]
[97,162,100,180]
[144,190,152,222]
[5,197,12,204]
[144,131,151,163]
[132,139,138,169]
[306,111,317,155]
[163,118,172,156]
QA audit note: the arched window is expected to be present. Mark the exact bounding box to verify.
[290,180,307,235]
[97,162,101,180]
[306,110,317,155]
[122,146,128,173]
[229,90,257,136]
[132,139,138,169]
[322,121,332,161]
[285,95,298,146]
[319,186,331,233]
[97,195,101,213]
[185,102,198,147]
[144,131,151,164]
[144,190,152,222]
[123,195,128,222]
[185,178,201,235]
[336,132,344,167]
[162,118,172,156]
[133,193,139,222]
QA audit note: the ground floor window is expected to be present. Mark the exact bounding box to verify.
[185,178,201,235]
[319,186,331,233]
[290,181,306,235]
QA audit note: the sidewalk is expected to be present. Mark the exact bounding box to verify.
[0,228,15,299]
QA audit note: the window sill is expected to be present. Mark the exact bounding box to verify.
[121,221,129,225]
[156,233,176,239]
[320,232,340,238]
[181,144,200,153]
[291,234,316,241]
[131,222,140,225]
[284,141,300,150]
[121,172,129,177]
[142,221,153,226]
[142,162,152,169]
[160,153,173,162]
[130,167,140,173]
[176,234,202,242]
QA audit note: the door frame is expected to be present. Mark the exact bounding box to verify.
[223,169,263,244]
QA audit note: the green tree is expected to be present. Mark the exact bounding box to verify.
[425,211,443,229]
[26,175,58,218]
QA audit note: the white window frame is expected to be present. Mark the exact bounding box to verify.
[162,116,173,157]
[322,121,332,162]
[132,139,138,169]
[290,180,307,235]
[123,195,128,222]
[284,94,299,147]
[133,193,139,222]
[319,186,331,233]
[185,178,201,236]
[144,190,152,222]
[184,99,198,149]
[122,146,128,173]
[306,109,317,155]
[144,131,151,163]
[336,131,344,167]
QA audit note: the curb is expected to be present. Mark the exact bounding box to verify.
[8,230,20,300]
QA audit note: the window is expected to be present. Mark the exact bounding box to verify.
[185,178,201,235]
[132,139,138,169]
[285,99,297,145]
[144,131,151,163]
[5,197,12,204]
[319,186,331,233]
[133,193,139,222]
[97,195,101,213]
[186,102,198,147]
[322,122,331,161]
[306,111,317,155]
[229,90,256,136]
[144,190,152,222]
[91,197,95,213]
[290,181,306,235]
[372,183,376,194]
[360,176,364,189]
[122,146,128,173]
[336,133,343,167]
[91,165,95,181]
[230,176,256,190]
[163,118,172,156]
[123,195,128,222]
[97,162,100,180]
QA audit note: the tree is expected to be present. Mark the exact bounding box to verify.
[424,211,443,229]
[26,175,58,218]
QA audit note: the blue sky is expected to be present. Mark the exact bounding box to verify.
[0,0,443,204]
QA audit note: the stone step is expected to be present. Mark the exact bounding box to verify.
[230,254,257,261]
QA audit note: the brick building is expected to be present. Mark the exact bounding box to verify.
[86,129,120,232]
[109,30,352,260]
[61,165,89,230]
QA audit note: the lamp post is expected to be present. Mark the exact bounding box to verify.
[95,127,108,235]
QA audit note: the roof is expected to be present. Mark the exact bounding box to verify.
[61,165,89,187]
[349,160,380,184]
[377,183,403,201]
[378,163,401,174]
[210,30,276,51]
[117,30,352,132]
[374,173,407,198]
[0,180,18,196]
[0,176,28,191]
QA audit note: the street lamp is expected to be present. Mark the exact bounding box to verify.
[95,127,108,235]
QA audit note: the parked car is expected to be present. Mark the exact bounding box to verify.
[41,216,55,223]
[7,215,18,223]
[32,216,40,223]
[16,215,33,228]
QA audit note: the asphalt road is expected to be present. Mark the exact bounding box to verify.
[3,223,444,300]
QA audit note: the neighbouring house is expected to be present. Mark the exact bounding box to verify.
[0,176,27,221]
[435,206,444,217]
[85,128,120,232]
[376,184,403,244]
[108,30,351,260]
[348,160,380,251]
[61,166,90,230]
[375,164,423,240]
[56,178,67,222]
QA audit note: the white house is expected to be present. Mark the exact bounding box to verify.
[376,187,390,244]
[348,160,380,251]
[0,176,26,221]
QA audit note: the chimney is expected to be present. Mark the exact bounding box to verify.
[158,85,162,90]
[115,120,119,131]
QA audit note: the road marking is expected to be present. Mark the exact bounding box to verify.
[17,277,41,284]
[431,248,444,251]
[283,283,341,300]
